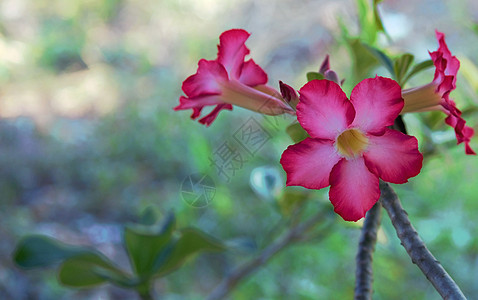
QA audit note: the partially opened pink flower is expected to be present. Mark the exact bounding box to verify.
[402,31,475,155]
[175,29,293,126]
[281,77,423,221]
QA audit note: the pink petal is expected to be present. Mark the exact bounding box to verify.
[464,132,476,155]
[430,32,475,155]
[445,113,476,155]
[402,31,474,154]
[297,80,355,140]
[363,129,423,184]
[176,59,232,125]
[350,76,404,134]
[238,59,268,86]
[217,29,250,80]
[174,95,228,124]
[174,94,224,110]
[191,107,202,119]
[462,126,475,155]
[198,104,233,126]
[182,59,228,98]
[329,157,380,222]
[430,31,460,89]
[280,138,342,189]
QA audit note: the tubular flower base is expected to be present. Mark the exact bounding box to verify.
[175,29,293,126]
[402,31,475,155]
[280,77,423,221]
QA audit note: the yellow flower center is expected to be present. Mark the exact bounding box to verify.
[335,128,369,159]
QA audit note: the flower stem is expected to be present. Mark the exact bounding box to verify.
[354,201,382,300]
[207,211,327,300]
[379,181,466,300]
[136,281,154,300]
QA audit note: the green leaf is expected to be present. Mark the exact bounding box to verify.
[347,38,379,80]
[13,235,87,269]
[394,53,414,85]
[356,0,388,44]
[402,59,434,85]
[306,72,324,82]
[363,44,394,76]
[155,228,225,277]
[286,123,309,144]
[58,253,128,288]
[356,0,374,43]
[124,213,176,277]
[373,0,387,34]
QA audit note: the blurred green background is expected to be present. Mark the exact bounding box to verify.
[1,0,478,299]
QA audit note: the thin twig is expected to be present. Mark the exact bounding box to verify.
[207,212,326,300]
[354,201,382,300]
[379,181,466,300]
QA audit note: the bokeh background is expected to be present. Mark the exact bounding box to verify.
[1,0,478,299]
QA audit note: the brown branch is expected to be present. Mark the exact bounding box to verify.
[379,181,466,300]
[207,212,326,300]
[354,201,382,300]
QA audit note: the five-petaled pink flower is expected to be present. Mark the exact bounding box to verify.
[402,31,475,155]
[281,77,423,221]
[175,29,293,126]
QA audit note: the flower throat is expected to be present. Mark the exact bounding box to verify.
[336,128,369,159]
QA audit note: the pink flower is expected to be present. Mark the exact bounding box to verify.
[175,29,293,126]
[280,77,423,221]
[402,31,475,155]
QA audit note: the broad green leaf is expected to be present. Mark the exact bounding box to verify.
[402,60,434,85]
[92,267,139,288]
[347,38,379,81]
[13,235,87,269]
[394,54,414,86]
[58,253,127,287]
[306,72,324,82]
[286,123,309,143]
[155,228,225,277]
[363,44,394,76]
[124,213,175,277]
